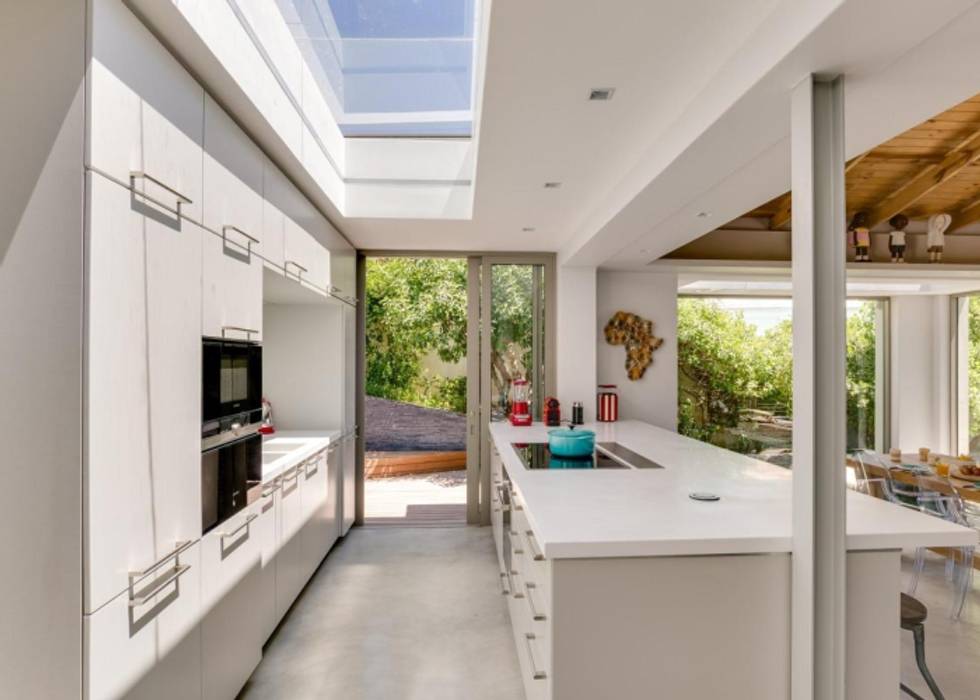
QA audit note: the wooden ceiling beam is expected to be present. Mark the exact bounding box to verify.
[949,196,980,232]
[865,127,980,227]
[767,152,870,230]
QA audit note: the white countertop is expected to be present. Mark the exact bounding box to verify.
[491,420,978,559]
[261,429,342,482]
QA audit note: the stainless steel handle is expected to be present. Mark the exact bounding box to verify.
[511,492,523,511]
[303,457,320,478]
[281,467,300,494]
[128,540,194,607]
[525,583,546,621]
[129,171,193,214]
[524,634,547,680]
[498,571,511,596]
[512,540,524,556]
[510,569,524,598]
[525,530,545,561]
[221,325,259,340]
[222,225,259,251]
[261,482,280,499]
[284,260,308,278]
[220,512,258,543]
[329,285,341,294]
[495,484,510,512]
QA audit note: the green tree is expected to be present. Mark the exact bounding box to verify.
[846,302,877,449]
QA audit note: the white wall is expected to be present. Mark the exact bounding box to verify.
[0,1,84,696]
[596,271,678,430]
[263,302,345,430]
[889,295,951,453]
[556,266,597,421]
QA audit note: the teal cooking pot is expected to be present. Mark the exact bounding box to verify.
[547,427,596,458]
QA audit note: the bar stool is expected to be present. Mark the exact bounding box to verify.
[900,593,944,700]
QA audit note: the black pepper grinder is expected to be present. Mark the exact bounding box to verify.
[571,402,584,425]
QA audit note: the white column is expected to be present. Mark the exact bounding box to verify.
[790,75,847,700]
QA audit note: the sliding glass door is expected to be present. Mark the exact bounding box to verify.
[466,255,555,524]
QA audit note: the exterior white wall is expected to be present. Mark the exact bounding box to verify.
[889,295,951,454]
[596,271,678,430]
[0,1,85,695]
[556,266,598,422]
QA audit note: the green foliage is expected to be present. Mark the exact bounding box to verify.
[967,297,980,448]
[365,258,467,412]
[677,298,879,453]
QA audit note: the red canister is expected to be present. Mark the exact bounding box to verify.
[597,385,619,422]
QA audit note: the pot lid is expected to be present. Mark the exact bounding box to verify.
[548,428,596,440]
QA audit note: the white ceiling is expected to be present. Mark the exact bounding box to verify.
[331,0,980,265]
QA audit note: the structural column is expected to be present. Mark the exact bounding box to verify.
[790,75,847,700]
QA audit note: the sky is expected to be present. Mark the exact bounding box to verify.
[714,298,870,335]
[328,0,474,37]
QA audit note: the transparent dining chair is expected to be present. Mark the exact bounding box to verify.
[914,475,975,620]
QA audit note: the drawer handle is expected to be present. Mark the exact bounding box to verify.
[304,458,320,478]
[261,482,280,499]
[281,467,300,494]
[129,170,192,215]
[222,225,260,253]
[525,583,546,621]
[220,325,259,340]
[220,512,258,544]
[525,530,545,561]
[498,571,511,596]
[510,569,524,598]
[524,634,547,680]
[284,260,308,280]
[128,540,194,607]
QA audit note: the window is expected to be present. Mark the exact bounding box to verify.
[677,297,888,465]
[954,294,980,456]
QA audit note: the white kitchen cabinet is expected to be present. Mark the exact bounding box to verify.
[85,541,202,700]
[201,504,265,700]
[202,95,264,256]
[201,227,263,342]
[326,444,342,548]
[330,245,357,304]
[260,157,287,271]
[254,484,280,642]
[275,465,307,623]
[302,448,336,567]
[283,218,330,293]
[341,435,356,536]
[88,0,204,222]
[86,173,202,614]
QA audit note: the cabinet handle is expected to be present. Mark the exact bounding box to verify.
[220,512,258,544]
[525,583,547,621]
[511,569,525,599]
[498,571,511,596]
[524,634,547,680]
[222,225,259,253]
[281,467,300,494]
[261,482,280,499]
[284,260,307,280]
[525,530,545,561]
[220,325,259,340]
[304,458,320,478]
[129,171,193,215]
[128,540,194,608]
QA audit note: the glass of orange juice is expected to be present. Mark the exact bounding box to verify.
[936,462,950,478]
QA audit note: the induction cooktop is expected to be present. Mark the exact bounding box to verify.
[511,442,666,471]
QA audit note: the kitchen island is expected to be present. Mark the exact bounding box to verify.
[489,420,976,700]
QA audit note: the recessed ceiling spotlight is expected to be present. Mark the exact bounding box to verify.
[544,182,562,189]
[589,88,616,101]
[522,227,536,232]
[696,211,712,218]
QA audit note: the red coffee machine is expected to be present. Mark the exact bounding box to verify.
[509,378,532,426]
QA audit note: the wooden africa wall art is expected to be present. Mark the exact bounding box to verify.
[603,311,664,381]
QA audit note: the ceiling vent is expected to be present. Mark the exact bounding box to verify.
[589,88,615,101]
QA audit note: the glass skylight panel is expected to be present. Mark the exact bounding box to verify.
[280,0,478,137]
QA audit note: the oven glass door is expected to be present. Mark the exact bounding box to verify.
[203,339,262,422]
[201,432,262,534]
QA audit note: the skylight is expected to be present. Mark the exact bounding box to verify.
[279,0,478,137]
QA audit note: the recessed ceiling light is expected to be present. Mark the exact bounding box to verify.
[522,227,536,232]
[696,211,712,218]
[589,88,616,101]
[544,182,562,189]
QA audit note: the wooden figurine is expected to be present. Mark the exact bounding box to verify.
[887,213,909,263]
[926,213,951,262]
[848,211,872,262]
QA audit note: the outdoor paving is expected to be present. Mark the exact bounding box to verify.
[364,470,466,524]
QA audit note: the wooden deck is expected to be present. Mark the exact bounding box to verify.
[364,468,467,526]
[365,450,466,478]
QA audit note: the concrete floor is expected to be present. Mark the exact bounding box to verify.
[240,527,978,699]
[899,551,979,698]
[239,526,523,700]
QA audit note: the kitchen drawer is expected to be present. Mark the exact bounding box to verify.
[89,0,204,222]
[201,505,264,700]
[301,449,334,574]
[86,173,202,613]
[341,434,356,535]
[520,529,552,611]
[275,465,306,623]
[254,483,280,643]
[202,95,264,257]
[85,541,202,700]
[201,225,263,342]
[509,591,550,700]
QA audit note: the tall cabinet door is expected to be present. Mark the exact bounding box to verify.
[86,173,202,614]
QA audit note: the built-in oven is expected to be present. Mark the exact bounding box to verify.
[201,427,263,534]
[202,337,262,427]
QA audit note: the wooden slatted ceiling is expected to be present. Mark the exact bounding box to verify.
[745,94,980,231]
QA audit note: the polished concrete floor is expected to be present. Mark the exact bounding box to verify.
[899,551,979,698]
[239,526,523,700]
